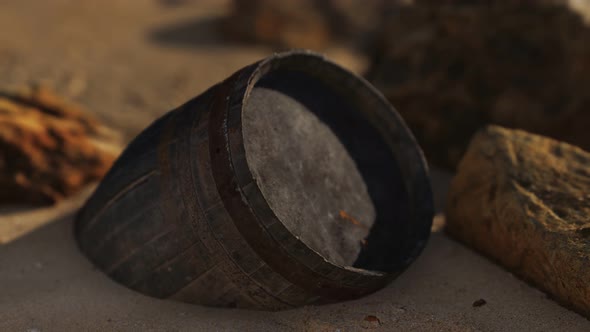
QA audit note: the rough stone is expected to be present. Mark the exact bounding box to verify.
[366,3,590,169]
[446,125,590,318]
[0,85,120,205]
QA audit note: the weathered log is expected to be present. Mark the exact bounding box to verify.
[0,85,120,205]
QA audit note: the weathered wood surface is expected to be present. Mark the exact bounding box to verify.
[75,52,433,310]
[0,85,120,205]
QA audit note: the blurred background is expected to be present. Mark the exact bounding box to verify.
[0,0,589,172]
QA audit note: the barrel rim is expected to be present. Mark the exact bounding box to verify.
[211,50,434,300]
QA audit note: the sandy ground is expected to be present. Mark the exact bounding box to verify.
[2,203,589,331]
[0,0,589,331]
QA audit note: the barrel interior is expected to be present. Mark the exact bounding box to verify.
[243,66,412,273]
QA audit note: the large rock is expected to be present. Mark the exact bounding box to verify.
[446,125,590,318]
[366,3,590,169]
[0,85,120,205]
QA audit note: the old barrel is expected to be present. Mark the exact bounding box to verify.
[74,51,434,311]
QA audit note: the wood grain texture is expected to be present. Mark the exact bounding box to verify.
[75,52,433,310]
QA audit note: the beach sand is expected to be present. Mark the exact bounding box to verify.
[0,0,588,330]
[2,200,588,331]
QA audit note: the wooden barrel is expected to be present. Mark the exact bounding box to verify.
[75,51,434,311]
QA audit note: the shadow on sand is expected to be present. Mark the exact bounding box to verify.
[148,16,248,49]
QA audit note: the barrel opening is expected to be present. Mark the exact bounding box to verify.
[242,61,413,273]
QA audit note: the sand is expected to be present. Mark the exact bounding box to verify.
[0,0,588,330]
[2,202,588,331]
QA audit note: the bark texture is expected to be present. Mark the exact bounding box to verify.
[0,85,120,205]
[367,3,590,169]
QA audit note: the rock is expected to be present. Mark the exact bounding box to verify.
[366,3,590,169]
[472,299,487,308]
[221,0,407,50]
[361,315,382,329]
[446,125,590,318]
[0,85,121,205]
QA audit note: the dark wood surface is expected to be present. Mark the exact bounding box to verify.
[75,52,433,310]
